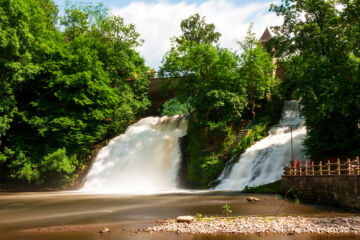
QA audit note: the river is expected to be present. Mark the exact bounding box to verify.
[1,103,358,239]
[0,191,359,240]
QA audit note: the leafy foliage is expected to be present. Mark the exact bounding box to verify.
[160,14,243,186]
[242,180,283,194]
[161,97,189,116]
[0,0,150,186]
[222,204,232,217]
[270,0,360,158]
[195,213,203,221]
[40,148,77,184]
[160,15,280,186]
[238,24,276,116]
[160,15,247,132]
[175,13,221,46]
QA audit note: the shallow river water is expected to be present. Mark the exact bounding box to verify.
[0,191,359,240]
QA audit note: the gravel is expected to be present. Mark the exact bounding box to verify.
[145,216,360,234]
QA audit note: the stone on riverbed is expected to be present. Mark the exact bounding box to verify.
[247,197,260,203]
[99,227,110,233]
[176,216,194,223]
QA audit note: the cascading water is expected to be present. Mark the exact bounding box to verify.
[216,100,307,191]
[81,116,188,193]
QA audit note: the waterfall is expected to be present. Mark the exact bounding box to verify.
[216,100,307,191]
[81,116,188,193]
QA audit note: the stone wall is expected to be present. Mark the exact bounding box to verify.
[282,176,360,210]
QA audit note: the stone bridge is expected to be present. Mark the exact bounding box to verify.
[148,78,176,111]
[127,77,176,113]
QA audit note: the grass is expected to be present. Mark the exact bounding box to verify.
[242,180,284,194]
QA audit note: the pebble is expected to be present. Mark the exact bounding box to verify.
[99,227,110,233]
[145,216,360,234]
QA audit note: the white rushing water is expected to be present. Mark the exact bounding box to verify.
[81,116,188,193]
[216,100,307,191]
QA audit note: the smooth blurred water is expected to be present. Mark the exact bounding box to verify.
[81,116,188,193]
[0,192,358,240]
[216,100,307,190]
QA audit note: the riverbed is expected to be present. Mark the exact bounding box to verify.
[0,191,359,240]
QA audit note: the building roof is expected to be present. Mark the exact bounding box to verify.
[259,27,273,43]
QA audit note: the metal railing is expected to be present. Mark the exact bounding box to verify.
[223,117,257,157]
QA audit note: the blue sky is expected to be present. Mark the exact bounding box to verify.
[53,0,282,69]
[54,0,270,9]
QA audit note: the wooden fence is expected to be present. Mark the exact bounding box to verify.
[284,156,360,176]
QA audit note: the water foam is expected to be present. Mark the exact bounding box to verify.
[81,116,188,193]
[216,100,307,190]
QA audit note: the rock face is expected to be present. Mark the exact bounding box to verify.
[247,197,260,203]
[176,216,194,223]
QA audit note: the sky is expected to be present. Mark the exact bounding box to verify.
[54,0,283,69]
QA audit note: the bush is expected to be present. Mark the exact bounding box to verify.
[40,148,77,184]
[242,180,283,194]
[161,97,189,116]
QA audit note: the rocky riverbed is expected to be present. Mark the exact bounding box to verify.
[146,216,360,234]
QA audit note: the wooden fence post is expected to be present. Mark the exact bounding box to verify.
[356,156,359,175]
[288,163,291,176]
[312,161,315,176]
[319,161,323,176]
[348,158,351,175]
[337,158,341,175]
[327,160,331,175]
[299,162,302,176]
[305,162,308,176]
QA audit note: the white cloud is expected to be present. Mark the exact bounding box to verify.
[111,0,282,69]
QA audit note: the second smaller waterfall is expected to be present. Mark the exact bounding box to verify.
[216,100,307,191]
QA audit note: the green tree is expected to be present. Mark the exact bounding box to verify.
[0,0,59,182]
[270,0,360,158]
[161,14,246,130]
[0,1,150,186]
[161,41,246,132]
[238,24,275,116]
[40,148,77,184]
[160,14,247,186]
[175,13,221,46]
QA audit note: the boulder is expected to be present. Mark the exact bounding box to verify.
[176,216,194,223]
[247,197,260,203]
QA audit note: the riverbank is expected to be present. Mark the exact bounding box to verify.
[1,192,359,240]
[242,180,283,194]
[146,216,360,234]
